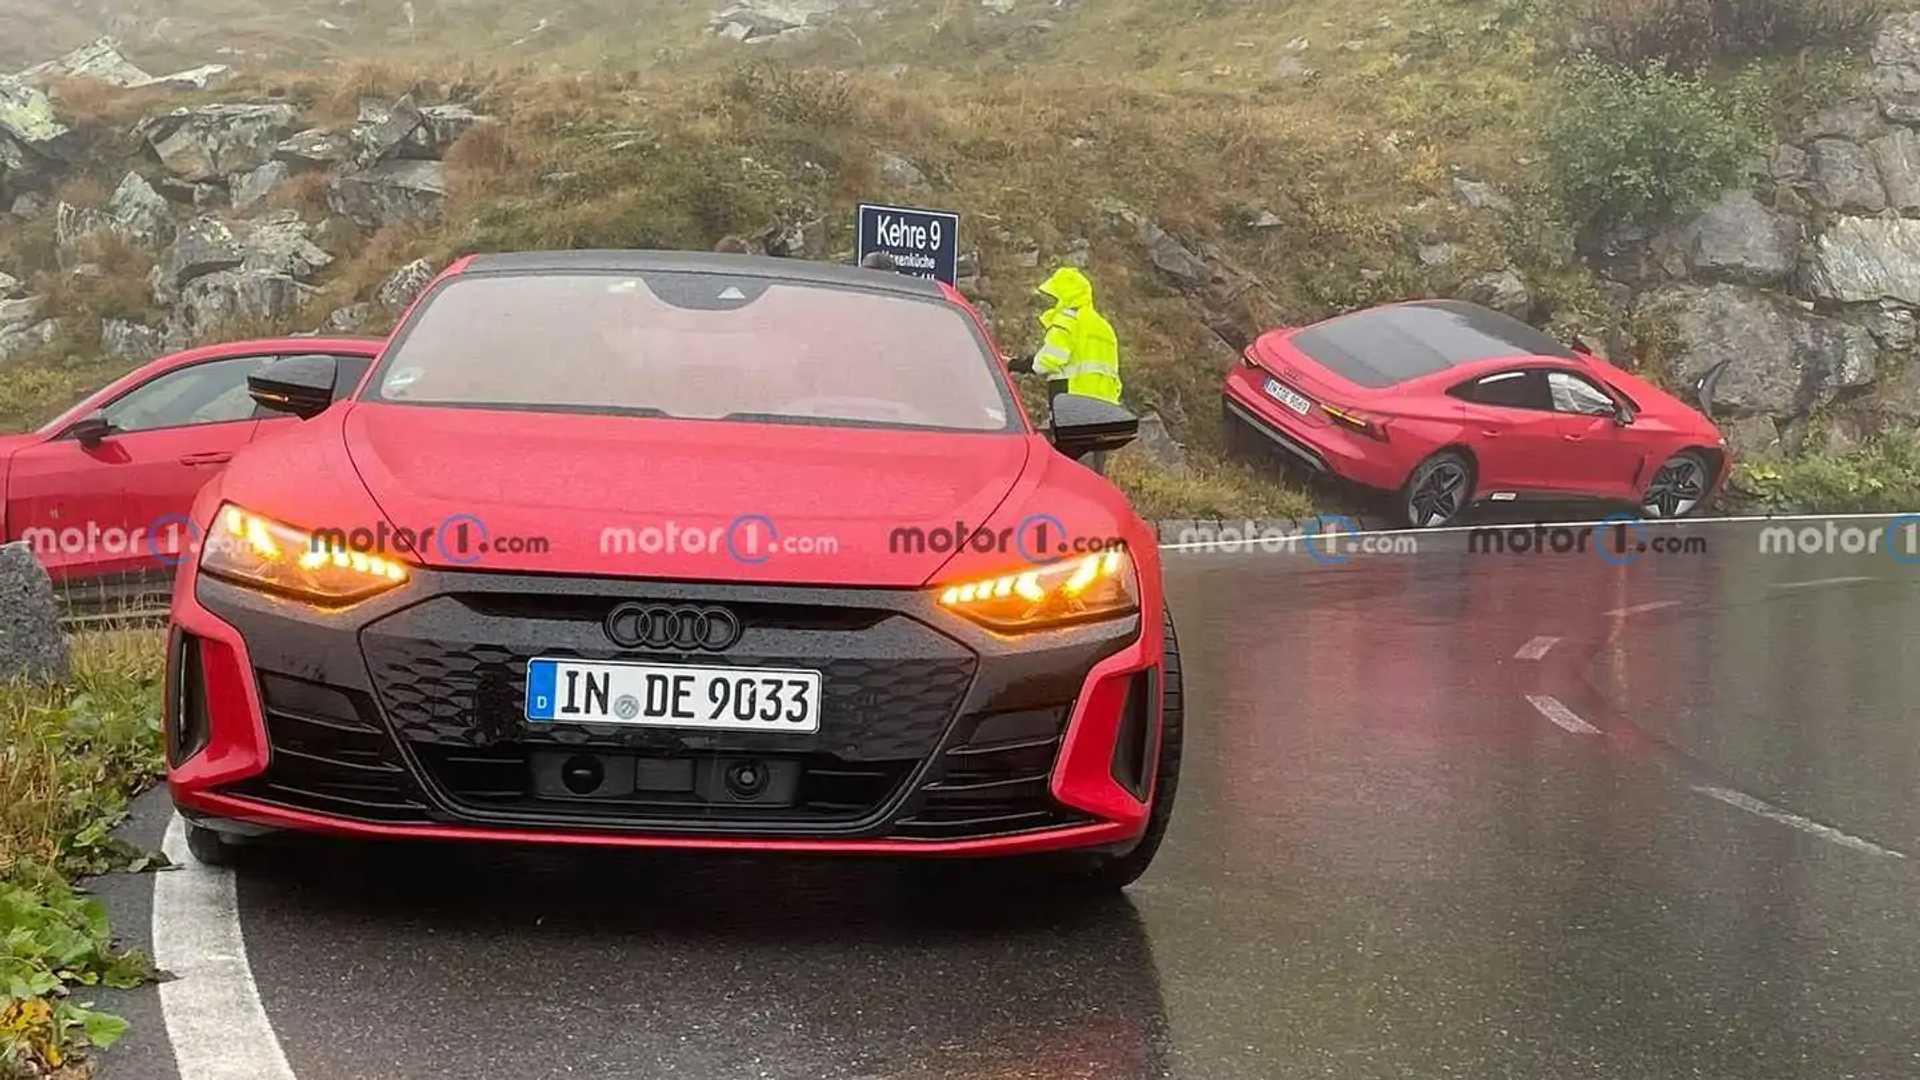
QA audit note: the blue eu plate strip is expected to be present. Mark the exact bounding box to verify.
[525,660,558,721]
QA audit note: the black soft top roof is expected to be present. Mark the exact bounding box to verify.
[464,250,944,297]
[1291,300,1575,388]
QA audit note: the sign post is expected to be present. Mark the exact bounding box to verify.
[857,203,961,286]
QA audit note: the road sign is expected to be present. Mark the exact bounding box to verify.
[857,203,960,286]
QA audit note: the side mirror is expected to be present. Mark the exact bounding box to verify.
[67,411,116,447]
[249,355,338,419]
[1050,394,1138,461]
[1614,405,1636,427]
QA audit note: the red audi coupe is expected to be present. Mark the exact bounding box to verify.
[0,337,380,591]
[165,251,1180,890]
[1223,301,1730,527]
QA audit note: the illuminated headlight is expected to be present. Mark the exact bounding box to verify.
[200,504,408,606]
[936,549,1139,631]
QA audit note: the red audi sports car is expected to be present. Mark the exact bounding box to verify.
[0,338,379,589]
[167,251,1180,890]
[1223,300,1730,527]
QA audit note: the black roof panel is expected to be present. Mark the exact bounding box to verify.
[1291,300,1574,388]
[464,250,944,297]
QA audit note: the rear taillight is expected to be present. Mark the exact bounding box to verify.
[1322,403,1390,442]
[1241,351,1264,370]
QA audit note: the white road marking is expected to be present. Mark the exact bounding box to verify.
[1772,576,1875,591]
[1605,600,1682,618]
[1158,510,1920,553]
[1693,785,1907,860]
[154,815,298,1080]
[1514,636,1560,660]
[1524,694,1602,736]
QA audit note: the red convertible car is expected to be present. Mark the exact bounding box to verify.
[1223,301,1730,527]
[0,337,380,590]
[166,251,1181,891]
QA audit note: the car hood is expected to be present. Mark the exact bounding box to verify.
[340,403,1034,587]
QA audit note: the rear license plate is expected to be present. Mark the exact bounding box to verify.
[525,658,823,734]
[1264,377,1313,416]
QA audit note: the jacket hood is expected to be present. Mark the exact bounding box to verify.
[1037,267,1094,310]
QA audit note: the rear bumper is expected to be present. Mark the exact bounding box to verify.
[167,566,1164,857]
[1222,373,1406,491]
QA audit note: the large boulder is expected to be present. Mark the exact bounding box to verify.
[139,103,301,182]
[375,258,436,312]
[0,76,72,157]
[1687,190,1800,286]
[1807,137,1887,213]
[238,212,333,280]
[106,171,175,252]
[326,159,446,228]
[134,65,233,93]
[350,95,426,167]
[54,202,117,268]
[1869,126,1920,213]
[14,37,152,87]
[100,318,179,362]
[159,216,245,292]
[1872,12,1920,123]
[0,295,46,330]
[0,318,58,364]
[0,543,67,684]
[1641,283,1877,420]
[712,0,852,40]
[230,160,289,211]
[1459,268,1531,318]
[275,128,352,166]
[412,104,488,156]
[1802,96,1888,142]
[1802,216,1920,305]
[1139,220,1213,286]
[169,269,312,339]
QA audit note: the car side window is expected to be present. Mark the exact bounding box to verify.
[1451,370,1550,411]
[333,355,373,400]
[1547,372,1618,417]
[99,356,275,435]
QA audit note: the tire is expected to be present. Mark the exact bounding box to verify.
[185,821,240,868]
[1401,450,1474,528]
[1053,606,1185,892]
[1642,450,1711,519]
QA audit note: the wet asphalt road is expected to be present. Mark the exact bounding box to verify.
[94,518,1920,1079]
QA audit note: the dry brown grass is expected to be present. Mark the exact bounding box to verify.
[51,174,110,209]
[36,235,157,328]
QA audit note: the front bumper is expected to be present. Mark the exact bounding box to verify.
[167,566,1163,857]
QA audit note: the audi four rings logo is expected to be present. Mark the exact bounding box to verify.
[604,603,743,652]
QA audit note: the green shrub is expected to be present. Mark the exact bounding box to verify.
[1738,432,1920,512]
[1542,58,1764,230]
[1575,0,1886,70]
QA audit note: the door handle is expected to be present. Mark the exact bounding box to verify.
[1562,434,1584,442]
[179,452,233,466]
[1481,429,1502,438]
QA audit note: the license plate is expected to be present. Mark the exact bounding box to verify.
[525,658,823,734]
[1264,377,1313,416]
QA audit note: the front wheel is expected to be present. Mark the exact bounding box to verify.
[1401,451,1474,528]
[1052,607,1184,892]
[1642,451,1711,519]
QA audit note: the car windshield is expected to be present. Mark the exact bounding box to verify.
[1292,301,1578,388]
[366,270,1018,433]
